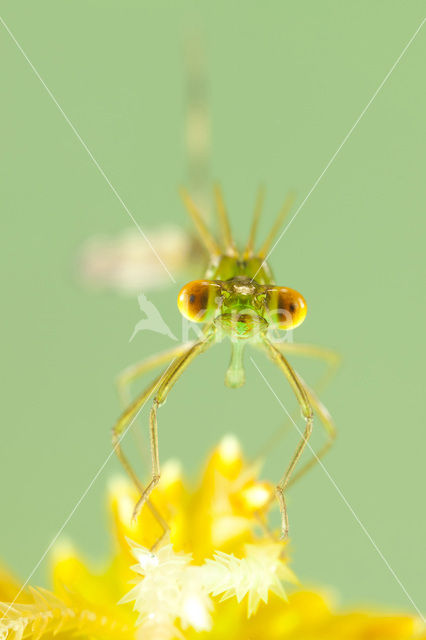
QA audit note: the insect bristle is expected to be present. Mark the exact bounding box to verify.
[214,184,238,257]
[179,187,221,258]
[257,191,296,258]
[243,185,265,259]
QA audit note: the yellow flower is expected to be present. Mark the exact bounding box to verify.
[0,436,424,640]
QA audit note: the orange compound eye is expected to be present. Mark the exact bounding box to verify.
[265,286,307,330]
[177,280,222,322]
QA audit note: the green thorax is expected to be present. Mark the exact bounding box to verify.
[206,254,275,285]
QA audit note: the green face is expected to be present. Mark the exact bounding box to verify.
[214,278,268,339]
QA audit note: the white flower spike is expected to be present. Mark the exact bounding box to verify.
[121,541,213,639]
[204,543,297,617]
[121,539,296,638]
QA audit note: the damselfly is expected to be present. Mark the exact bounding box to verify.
[112,186,338,539]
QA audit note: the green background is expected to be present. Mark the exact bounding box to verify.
[1,0,424,617]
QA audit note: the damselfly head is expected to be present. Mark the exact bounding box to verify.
[177,278,307,337]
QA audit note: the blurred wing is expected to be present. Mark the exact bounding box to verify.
[78,226,205,294]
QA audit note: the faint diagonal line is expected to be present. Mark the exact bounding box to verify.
[0,14,175,284]
[250,355,425,622]
[0,353,180,620]
[252,16,425,282]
